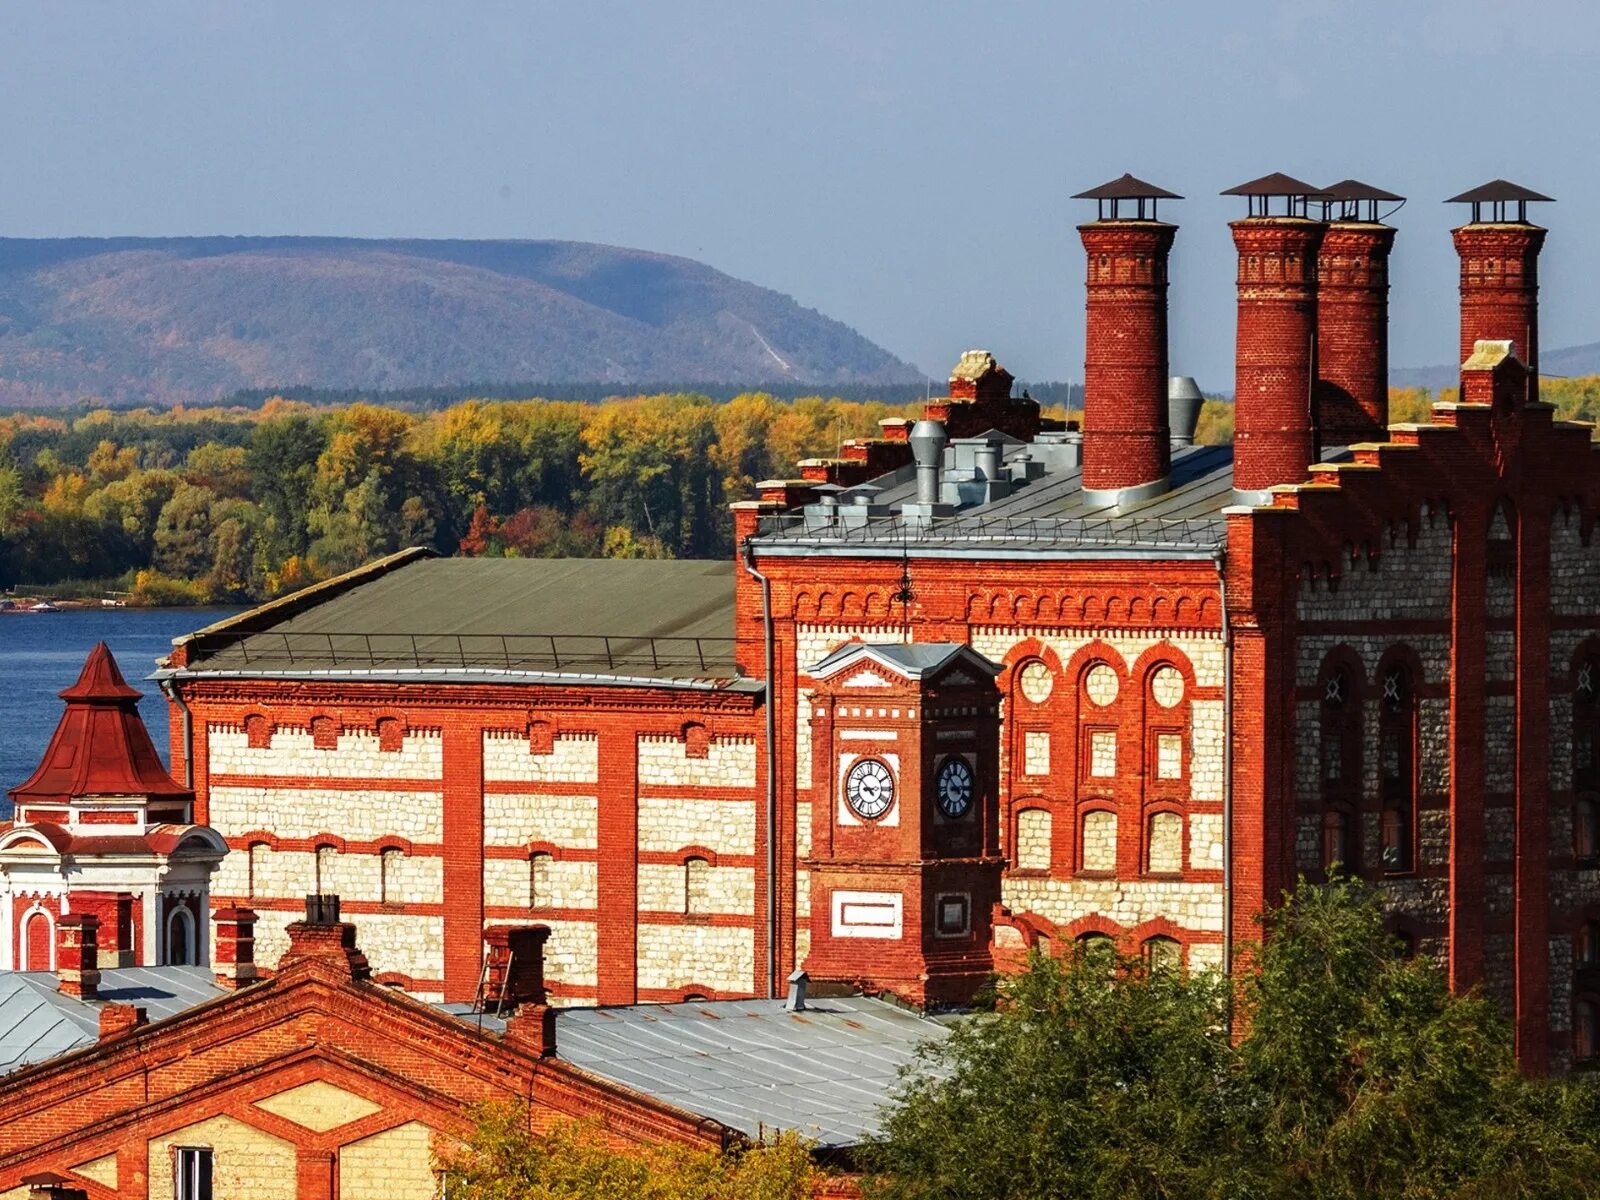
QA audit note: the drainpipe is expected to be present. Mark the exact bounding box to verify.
[740,541,779,999]
[1214,549,1234,987]
[160,678,195,790]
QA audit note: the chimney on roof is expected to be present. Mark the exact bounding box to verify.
[1074,174,1183,506]
[785,968,809,1012]
[489,924,557,1057]
[279,895,371,983]
[1315,180,1403,445]
[213,906,258,990]
[1224,173,1330,502]
[56,913,100,1000]
[98,1003,147,1042]
[1448,180,1552,405]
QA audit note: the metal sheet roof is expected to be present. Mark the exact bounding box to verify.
[550,997,949,1148]
[0,966,223,1075]
[175,558,741,684]
[752,443,1236,557]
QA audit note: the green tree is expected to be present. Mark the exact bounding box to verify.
[432,1103,818,1200]
[864,879,1600,1200]
[246,413,326,560]
[862,946,1240,1200]
[152,483,219,579]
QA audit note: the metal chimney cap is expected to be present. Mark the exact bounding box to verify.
[1168,376,1203,401]
[908,419,948,466]
[785,969,809,1012]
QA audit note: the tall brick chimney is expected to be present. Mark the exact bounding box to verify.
[56,913,100,1000]
[213,906,258,989]
[1315,180,1403,445]
[485,924,557,1057]
[1224,174,1329,502]
[1073,173,1183,505]
[1448,180,1552,404]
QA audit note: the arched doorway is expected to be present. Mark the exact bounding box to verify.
[166,906,195,966]
[23,910,52,971]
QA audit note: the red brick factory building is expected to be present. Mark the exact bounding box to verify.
[142,173,1600,1076]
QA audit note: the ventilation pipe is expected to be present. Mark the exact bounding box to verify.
[1167,377,1204,449]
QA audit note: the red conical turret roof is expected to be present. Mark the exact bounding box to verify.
[9,643,192,808]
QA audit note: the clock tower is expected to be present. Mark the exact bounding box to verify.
[800,642,1004,1007]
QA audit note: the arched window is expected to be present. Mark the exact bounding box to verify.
[528,851,553,910]
[1076,931,1116,968]
[1015,808,1052,872]
[380,848,402,904]
[166,906,195,966]
[1576,798,1599,866]
[1577,920,1600,970]
[1575,999,1598,1064]
[1320,664,1360,795]
[314,844,335,895]
[1577,656,1600,791]
[1379,661,1417,872]
[247,841,267,899]
[1322,809,1352,873]
[1144,935,1182,972]
[1080,810,1117,875]
[685,856,711,916]
[1147,811,1183,875]
[23,910,52,972]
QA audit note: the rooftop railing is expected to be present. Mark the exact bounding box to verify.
[187,631,740,676]
[753,510,1225,550]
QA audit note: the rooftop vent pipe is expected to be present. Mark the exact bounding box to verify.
[909,419,948,504]
[1168,377,1204,448]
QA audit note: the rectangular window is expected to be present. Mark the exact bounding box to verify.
[1155,733,1184,780]
[1088,731,1117,778]
[1023,731,1050,776]
[175,1147,213,1200]
[934,893,971,937]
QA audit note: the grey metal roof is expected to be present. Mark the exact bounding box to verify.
[174,557,742,685]
[549,997,950,1148]
[752,443,1236,558]
[0,966,223,1075]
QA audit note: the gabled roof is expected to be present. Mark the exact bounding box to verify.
[0,966,223,1076]
[807,641,1000,683]
[9,644,191,809]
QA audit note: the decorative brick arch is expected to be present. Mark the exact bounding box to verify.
[309,714,339,750]
[243,712,274,749]
[21,905,54,972]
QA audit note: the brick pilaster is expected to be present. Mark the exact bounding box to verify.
[595,727,638,1005]
[442,722,485,1002]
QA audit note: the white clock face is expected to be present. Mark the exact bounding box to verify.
[845,758,895,820]
[936,757,974,819]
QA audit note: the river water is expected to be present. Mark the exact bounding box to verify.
[0,608,241,816]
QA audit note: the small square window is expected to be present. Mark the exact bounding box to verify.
[176,1147,213,1200]
[1156,733,1184,780]
[1023,731,1050,776]
[934,893,971,938]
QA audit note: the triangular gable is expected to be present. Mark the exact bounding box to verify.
[807,641,1000,685]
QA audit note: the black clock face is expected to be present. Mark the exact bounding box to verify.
[936,756,974,818]
[845,758,895,819]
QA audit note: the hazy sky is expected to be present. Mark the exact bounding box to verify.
[3,0,1597,387]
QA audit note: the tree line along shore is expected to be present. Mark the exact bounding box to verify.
[2,380,1594,606]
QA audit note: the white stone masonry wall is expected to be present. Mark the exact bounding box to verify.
[636,924,753,993]
[483,857,598,910]
[637,796,755,856]
[482,793,598,849]
[482,732,599,784]
[637,736,757,788]
[636,862,755,913]
[1295,511,1453,623]
[208,786,442,842]
[208,727,443,780]
[1003,876,1223,933]
[1552,511,1600,616]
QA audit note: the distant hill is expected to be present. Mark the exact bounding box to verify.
[0,237,921,407]
[1392,341,1600,392]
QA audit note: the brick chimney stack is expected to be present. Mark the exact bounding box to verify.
[1448,180,1552,404]
[1224,174,1329,501]
[213,906,259,989]
[56,913,100,1000]
[1315,180,1403,445]
[1073,174,1182,505]
[486,925,556,1057]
